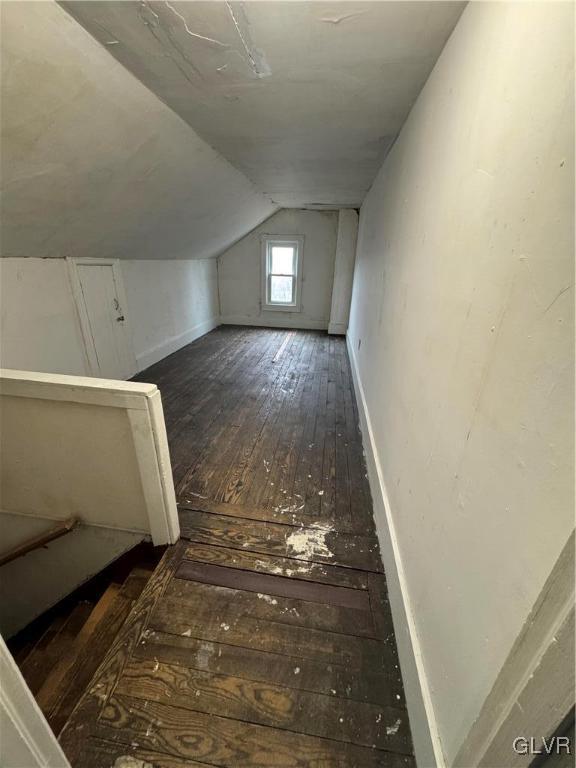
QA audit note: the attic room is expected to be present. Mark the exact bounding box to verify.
[0,2,573,767]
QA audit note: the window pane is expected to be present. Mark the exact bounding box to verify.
[270,275,294,303]
[271,246,295,275]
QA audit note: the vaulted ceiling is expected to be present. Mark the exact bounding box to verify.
[61,1,465,208]
[1,1,464,261]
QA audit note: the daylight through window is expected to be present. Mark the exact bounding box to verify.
[262,236,303,311]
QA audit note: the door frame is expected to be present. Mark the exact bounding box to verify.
[67,257,137,380]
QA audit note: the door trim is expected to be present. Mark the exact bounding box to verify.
[67,258,137,379]
[454,530,575,767]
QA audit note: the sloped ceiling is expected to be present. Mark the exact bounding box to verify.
[1,1,464,261]
[0,0,276,260]
[60,1,465,208]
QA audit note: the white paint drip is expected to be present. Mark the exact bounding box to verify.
[113,758,153,768]
[257,592,278,605]
[286,523,334,560]
[195,642,214,671]
[220,622,230,631]
[386,718,402,736]
[181,628,192,637]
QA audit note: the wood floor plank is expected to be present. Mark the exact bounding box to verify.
[175,558,371,610]
[179,509,383,572]
[134,630,405,707]
[149,597,395,670]
[99,694,414,767]
[60,329,413,766]
[116,658,412,753]
[78,737,209,768]
[181,540,371,590]
[165,576,375,637]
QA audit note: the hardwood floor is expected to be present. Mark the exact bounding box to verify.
[59,327,414,767]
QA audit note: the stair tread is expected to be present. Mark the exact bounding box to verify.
[38,568,152,735]
[20,602,93,694]
[35,584,121,714]
[120,569,153,600]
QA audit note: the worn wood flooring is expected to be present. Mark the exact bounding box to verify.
[59,327,413,767]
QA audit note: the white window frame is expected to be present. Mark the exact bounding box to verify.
[261,235,304,312]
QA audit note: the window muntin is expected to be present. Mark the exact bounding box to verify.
[262,237,303,311]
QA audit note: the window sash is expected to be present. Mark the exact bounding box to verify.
[261,236,303,312]
[265,241,299,306]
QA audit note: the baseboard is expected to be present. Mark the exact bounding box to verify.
[328,321,347,335]
[220,314,328,331]
[346,334,444,768]
[136,316,220,371]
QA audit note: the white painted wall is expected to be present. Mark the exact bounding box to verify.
[121,260,219,371]
[218,209,338,330]
[0,258,220,376]
[347,2,574,765]
[328,209,359,335]
[0,370,179,546]
[0,259,88,375]
[0,0,276,263]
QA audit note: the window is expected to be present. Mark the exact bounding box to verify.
[261,236,304,311]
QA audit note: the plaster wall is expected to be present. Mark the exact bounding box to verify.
[0,258,219,376]
[121,259,220,371]
[347,1,574,763]
[218,209,338,330]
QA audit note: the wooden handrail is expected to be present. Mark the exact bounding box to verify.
[0,517,77,568]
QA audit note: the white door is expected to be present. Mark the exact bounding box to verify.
[73,262,136,380]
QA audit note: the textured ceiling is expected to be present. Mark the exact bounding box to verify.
[1,1,276,260]
[60,1,465,208]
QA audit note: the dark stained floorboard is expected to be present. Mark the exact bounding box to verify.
[59,328,413,767]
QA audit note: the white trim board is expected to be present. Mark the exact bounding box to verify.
[136,316,220,372]
[346,333,444,768]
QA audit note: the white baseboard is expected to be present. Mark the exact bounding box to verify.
[220,314,328,331]
[346,334,444,768]
[136,316,220,371]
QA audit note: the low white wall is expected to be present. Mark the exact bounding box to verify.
[218,209,338,330]
[347,2,574,765]
[0,370,179,545]
[121,259,219,371]
[0,257,220,376]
